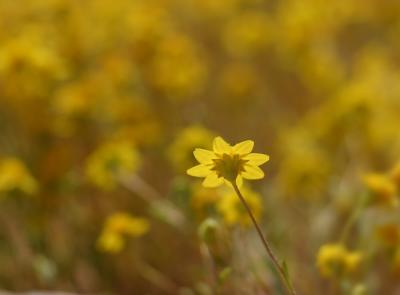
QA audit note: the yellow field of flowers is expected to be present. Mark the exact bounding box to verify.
[1,0,400,294]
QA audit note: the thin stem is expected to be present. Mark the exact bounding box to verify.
[118,173,186,229]
[136,259,178,294]
[339,193,368,243]
[231,181,297,295]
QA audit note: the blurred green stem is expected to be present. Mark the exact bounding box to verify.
[231,182,297,295]
[119,173,186,228]
[200,242,217,291]
[339,193,368,243]
[136,259,177,294]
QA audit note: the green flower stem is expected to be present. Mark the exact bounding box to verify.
[231,181,297,295]
[339,193,369,243]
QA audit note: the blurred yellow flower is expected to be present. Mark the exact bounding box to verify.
[390,162,400,189]
[222,11,271,57]
[187,137,269,188]
[148,33,207,99]
[168,125,214,171]
[317,243,363,278]
[97,212,150,253]
[376,224,400,247]
[86,141,140,190]
[191,183,221,220]
[0,157,38,195]
[217,186,263,227]
[97,231,124,253]
[363,173,398,207]
[219,63,260,101]
[53,80,95,117]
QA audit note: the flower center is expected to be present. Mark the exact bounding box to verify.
[212,153,247,181]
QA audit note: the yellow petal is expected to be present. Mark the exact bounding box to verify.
[193,148,215,164]
[233,140,254,155]
[213,137,232,154]
[243,153,270,165]
[187,164,211,177]
[241,165,264,180]
[202,173,224,188]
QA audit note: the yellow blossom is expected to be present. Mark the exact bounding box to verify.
[222,11,271,57]
[168,125,215,171]
[363,173,398,207]
[86,141,140,190]
[97,212,150,254]
[390,162,400,189]
[0,157,38,195]
[187,137,269,188]
[218,63,260,101]
[191,183,221,220]
[97,231,125,253]
[217,186,263,227]
[376,224,400,247]
[148,33,207,99]
[317,243,363,278]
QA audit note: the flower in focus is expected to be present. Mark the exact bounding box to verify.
[86,141,140,190]
[317,243,363,278]
[217,186,263,227]
[0,157,38,196]
[187,136,269,188]
[168,125,214,171]
[97,212,150,253]
[363,173,398,207]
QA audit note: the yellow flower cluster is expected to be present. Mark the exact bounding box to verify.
[217,187,263,227]
[317,243,363,278]
[168,126,214,172]
[1,0,400,292]
[86,141,140,190]
[363,163,400,207]
[97,212,150,253]
[190,183,263,227]
[0,157,38,196]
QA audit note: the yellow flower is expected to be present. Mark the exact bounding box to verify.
[376,224,400,247]
[363,173,398,207]
[97,212,150,254]
[148,33,207,100]
[217,186,263,227]
[222,11,271,57]
[86,141,140,190]
[317,243,363,278]
[218,62,260,101]
[191,183,222,220]
[97,231,124,253]
[390,162,400,189]
[0,157,38,195]
[168,125,215,171]
[187,136,269,188]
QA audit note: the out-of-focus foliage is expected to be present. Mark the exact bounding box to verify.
[1,0,400,294]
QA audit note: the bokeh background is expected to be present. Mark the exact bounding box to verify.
[1,0,400,294]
